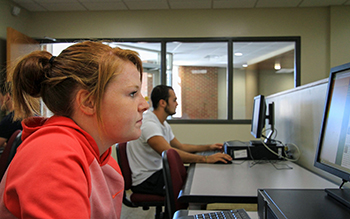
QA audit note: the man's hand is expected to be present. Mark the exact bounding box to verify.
[208,143,223,151]
[205,152,232,164]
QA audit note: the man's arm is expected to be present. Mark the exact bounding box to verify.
[180,143,223,153]
[147,136,232,164]
[170,137,223,153]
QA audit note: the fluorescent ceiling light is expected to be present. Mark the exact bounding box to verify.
[276,68,294,74]
[274,63,281,70]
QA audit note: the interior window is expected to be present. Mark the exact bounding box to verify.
[41,37,299,123]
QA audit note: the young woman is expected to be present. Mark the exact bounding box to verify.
[0,41,149,218]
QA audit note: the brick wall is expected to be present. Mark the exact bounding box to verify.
[179,66,218,119]
[141,72,153,107]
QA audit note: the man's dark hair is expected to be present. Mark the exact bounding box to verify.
[0,69,10,96]
[151,85,173,109]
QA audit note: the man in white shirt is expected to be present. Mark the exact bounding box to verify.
[127,85,232,196]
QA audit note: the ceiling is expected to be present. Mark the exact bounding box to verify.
[15,0,343,69]
[11,0,350,12]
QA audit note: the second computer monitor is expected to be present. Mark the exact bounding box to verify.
[251,95,266,139]
[251,95,275,142]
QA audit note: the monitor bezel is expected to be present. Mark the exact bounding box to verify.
[251,95,266,139]
[314,62,350,183]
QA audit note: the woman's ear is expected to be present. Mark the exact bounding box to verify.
[4,93,11,102]
[75,89,95,116]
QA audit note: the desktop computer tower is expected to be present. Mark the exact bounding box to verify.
[223,140,284,160]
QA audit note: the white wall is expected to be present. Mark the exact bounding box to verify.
[330,7,350,67]
[170,124,252,144]
[259,69,295,96]
[0,1,31,39]
[9,7,332,85]
[0,0,32,68]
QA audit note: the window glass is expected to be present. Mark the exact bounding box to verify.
[233,42,296,119]
[40,38,299,123]
[108,42,162,100]
[166,42,228,120]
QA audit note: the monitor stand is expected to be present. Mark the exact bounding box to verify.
[325,188,350,209]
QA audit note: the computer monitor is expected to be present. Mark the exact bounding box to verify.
[251,95,266,139]
[250,95,275,143]
[314,62,350,209]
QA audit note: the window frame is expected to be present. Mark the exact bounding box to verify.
[40,36,301,124]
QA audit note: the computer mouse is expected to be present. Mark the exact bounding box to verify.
[214,160,232,164]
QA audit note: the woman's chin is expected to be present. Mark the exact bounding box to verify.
[124,130,142,142]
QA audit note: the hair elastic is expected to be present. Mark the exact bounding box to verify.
[49,56,56,64]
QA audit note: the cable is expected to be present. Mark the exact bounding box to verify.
[283,142,301,161]
[249,159,270,168]
[270,160,293,170]
[260,138,301,162]
[247,143,256,160]
[262,127,278,140]
[259,128,302,162]
[340,179,348,189]
[249,159,293,169]
[231,160,247,165]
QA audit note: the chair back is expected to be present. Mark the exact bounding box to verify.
[162,149,188,218]
[0,130,22,181]
[115,142,132,190]
[7,131,22,165]
[116,143,165,219]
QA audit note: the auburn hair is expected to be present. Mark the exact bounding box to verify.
[11,41,143,123]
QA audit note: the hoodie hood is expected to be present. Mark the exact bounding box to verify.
[21,115,111,165]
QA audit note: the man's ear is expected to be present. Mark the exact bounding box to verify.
[75,89,95,116]
[159,99,167,108]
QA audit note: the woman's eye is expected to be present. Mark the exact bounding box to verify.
[130,91,137,97]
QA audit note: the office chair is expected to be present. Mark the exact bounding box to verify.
[7,131,22,166]
[162,149,188,219]
[116,143,165,219]
[0,130,22,181]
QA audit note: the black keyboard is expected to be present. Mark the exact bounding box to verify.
[180,209,251,219]
[199,150,221,156]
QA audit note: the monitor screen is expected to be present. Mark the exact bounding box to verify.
[251,95,266,139]
[315,62,350,182]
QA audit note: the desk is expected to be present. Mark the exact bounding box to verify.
[178,161,337,206]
